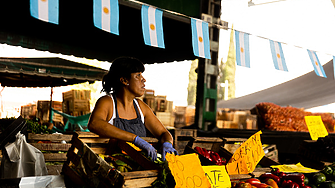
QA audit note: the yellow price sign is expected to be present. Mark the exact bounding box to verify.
[166,153,211,188]
[304,116,328,140]
[226,131,265,175]
[203,166,231,188]
[271,163,319,173]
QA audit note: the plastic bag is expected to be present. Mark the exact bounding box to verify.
[0,131,48,178]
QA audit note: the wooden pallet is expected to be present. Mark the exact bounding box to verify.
[28,133,73,175]
[63,132,161,188]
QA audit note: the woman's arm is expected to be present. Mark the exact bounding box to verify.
[88,96,137,142]
[137,99,173,144]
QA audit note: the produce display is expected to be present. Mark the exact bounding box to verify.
[256,102,335,132]
[233,166,335,188]
[194,146,227,165]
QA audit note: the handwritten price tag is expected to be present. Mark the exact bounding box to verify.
[203,166,231,188]
[305,116,328,140]
[226,131,265,175]
[166,153,211,188]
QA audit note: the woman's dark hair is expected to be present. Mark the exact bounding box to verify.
[102,57,145,94]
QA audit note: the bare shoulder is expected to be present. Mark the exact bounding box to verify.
[135,98,152,114]
[94,95,114,108]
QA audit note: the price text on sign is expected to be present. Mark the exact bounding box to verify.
[203,166,231,188]
[226,131,265,175]
[304,116,328,141]
[166,153,211,188]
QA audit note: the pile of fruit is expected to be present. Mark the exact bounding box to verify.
[233,167,335,188]
[256,102,335,132]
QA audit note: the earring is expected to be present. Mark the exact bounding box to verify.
[127,83,129,86]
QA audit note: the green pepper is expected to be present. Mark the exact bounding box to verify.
[323,166,333,175]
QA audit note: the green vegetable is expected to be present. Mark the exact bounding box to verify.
[323,166,333,176]
[319,181,335,188]
[312,173,327,185]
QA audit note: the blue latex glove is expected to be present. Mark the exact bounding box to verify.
[133,136,157,161]
[161,142,178,161]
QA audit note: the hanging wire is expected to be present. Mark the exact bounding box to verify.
[126,0,334,57]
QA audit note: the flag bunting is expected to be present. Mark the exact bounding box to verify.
[269,40,288,71]
[93,0,119,35]
[141,5,165,48]
[30,0,59,24]
[191,18,211,59]
[235,30,250,68]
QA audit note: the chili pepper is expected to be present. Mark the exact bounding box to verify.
[259,173,280,184]
[245,178,262,185]
[202,148,210,159]
[194,146,204,155]
[210,152,217,163]
[302,186,311,188]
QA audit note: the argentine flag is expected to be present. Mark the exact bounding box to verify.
[30,0,59,24]
[333,56,335,79]
[93,0,119,35]
[269,40,288,71]
[307,49,326,78]
[141,5,165,48]
[191,18,211,59]
[235,30,250,68]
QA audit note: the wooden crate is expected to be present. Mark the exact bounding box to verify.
[63,132,161,188]
[156,112,174,127]
[20,104,37,119]
[171,128,197,155]
[63,90,91,101]
[28,133,73,175]
[63,99,90,113]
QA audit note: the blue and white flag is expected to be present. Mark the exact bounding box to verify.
[93,0,119,35]
[333,56,335,79]
[307,49,326,78]
[141,5,164,48]
[30,0,59,24]
[269,40,288,71]
[191,18,211,59]
[235,30,250,68]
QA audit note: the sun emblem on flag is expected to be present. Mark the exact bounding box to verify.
[103,7,109,14]
[277,53,280,58]
[198,36,203,43]
[41,0,47,2]
[240,47,244,53]
[315,61,318,66]
[150,23,155,31]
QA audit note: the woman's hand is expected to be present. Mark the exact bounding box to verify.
[161,141,178,161]
[133,136,157,161]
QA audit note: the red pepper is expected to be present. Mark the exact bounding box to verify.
[259,173,280,184]
[271,168,280,176]
[282,173,305,187]
[194,146,204,155]
[282,180,293,188]
[245,178,261,185]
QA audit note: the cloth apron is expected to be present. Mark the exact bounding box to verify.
[113,96,147,137]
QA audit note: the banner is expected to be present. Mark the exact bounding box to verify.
[30,0,59,24]
[93,0,119,35]
[235,30,250,68]
[191,18,211,59]
[269,40,288,71]
[141,5,165,48]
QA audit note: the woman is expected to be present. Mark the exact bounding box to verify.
[88,57,177,161]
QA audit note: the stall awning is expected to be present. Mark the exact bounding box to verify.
[0,57,107,87]
[0,1,198,64]
[217,59,335,110]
